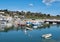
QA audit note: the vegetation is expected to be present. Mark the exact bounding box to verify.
[0,9,60,19]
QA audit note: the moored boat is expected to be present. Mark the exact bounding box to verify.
[42,34,52,39]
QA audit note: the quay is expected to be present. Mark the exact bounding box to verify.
[44,19,60,24]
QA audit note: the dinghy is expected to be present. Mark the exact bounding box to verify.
[42,34,52,39]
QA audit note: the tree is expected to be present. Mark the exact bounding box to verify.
[21,11,25,15]
[47,14,50,16]
[56,15,60,17]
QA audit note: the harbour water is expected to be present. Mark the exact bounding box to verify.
[0,24,60,42]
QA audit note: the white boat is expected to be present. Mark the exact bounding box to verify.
[53,22,57,24]
[33,26,38,28]
[26,21,32,26]
[26,27,33,30]
[42,34,52,39]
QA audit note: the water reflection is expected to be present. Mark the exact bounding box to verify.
[0,24,51,32]
[22,29,32,39]
[41,39,58,42]
[0,24,60,42]
[0,24,60,33]
[56,24,60,28]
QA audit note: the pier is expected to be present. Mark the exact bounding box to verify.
[44,19,60,24]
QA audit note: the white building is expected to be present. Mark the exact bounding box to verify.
[0,15,13,28]
[0,14,6,20]
[0,12,5,14]
[6,16,13,22]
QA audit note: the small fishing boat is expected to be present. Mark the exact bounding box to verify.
[26,21,32,26]
[33,26,38,28]
[53,22,57,24]
[26,27,33,30]
[42,34,52,39]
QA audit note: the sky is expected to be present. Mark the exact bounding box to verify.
[0,0,60,15]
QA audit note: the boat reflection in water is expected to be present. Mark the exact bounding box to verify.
[0,22,51,32]
[0,24,60,42]
[22,28,32,39]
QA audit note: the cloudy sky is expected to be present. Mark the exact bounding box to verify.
[0,0,60,15]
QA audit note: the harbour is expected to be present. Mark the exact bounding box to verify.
[0,0,60,42]
[0,24,60,42]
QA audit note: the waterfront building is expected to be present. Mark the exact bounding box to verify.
[0,12,5,14]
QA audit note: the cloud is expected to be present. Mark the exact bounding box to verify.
[42,0,60,5]
[29,4,33,7]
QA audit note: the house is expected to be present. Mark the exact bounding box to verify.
[0,12,5,14]
[0,15,13,28]
[0,14,6,20]
[6,16,13,22]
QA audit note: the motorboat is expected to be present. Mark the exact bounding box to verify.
[42,34,52,39]
[33,26,38,28]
